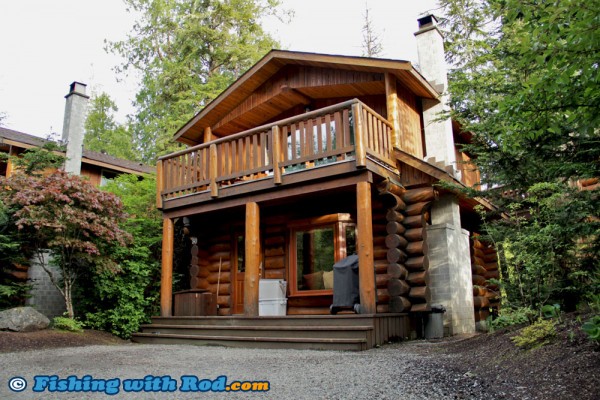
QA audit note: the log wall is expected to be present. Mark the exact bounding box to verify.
[191,229,233,316]
[471,235,501,323]
[377,182,435,314]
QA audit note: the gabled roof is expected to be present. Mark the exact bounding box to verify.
[0,127,154,175]
[174,50,440,145]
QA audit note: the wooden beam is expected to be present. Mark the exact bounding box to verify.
[156,160,164,209]
[385,73,401,150]
[160,217,174,317]
[244,202,261,316]
[357,181,376,314]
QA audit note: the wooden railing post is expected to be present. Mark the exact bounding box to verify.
[156,160,164,209]
[209,143,219,198]
[357,181,376,314]
[352,102,367,168]
[160,217,174,317]
[271,125,283,185]
[244,202,261,316]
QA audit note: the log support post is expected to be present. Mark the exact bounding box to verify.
[357,181,376,314]
[352,103,367,168]
[385,72,401,151]
[160,217,174,317]
[244,202,261,316]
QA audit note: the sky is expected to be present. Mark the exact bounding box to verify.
[0,0,439,139]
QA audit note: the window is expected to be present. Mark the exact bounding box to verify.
[236,233,245,273]
[100,169,118,186]
[289,214,356,295]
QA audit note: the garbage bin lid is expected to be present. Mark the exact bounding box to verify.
[431,304,446,313]
[333,254,359,270]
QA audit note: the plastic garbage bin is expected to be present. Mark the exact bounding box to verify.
[424,304,446,339]
[330,254,360,314]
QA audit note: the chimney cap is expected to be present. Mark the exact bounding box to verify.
[417,14,439,29]
[66,81,89,99]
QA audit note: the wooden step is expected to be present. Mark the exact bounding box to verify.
[132,332,367,351]
[149,314,400,327]
[139,324,373,340]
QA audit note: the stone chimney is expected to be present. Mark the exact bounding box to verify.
[415,15,476,336]
[414,14,458,176]
[61,81,89,175]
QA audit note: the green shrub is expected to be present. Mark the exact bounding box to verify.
[511,319,556,349]
[541,304,561,320]
[52,316,84,333]
[489,307,535,331]
[581,316,600,342]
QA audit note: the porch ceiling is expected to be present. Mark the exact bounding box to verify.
[212,81,387,136]
[174,50,439,146]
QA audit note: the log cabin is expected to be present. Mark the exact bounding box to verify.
[134,15,499,350]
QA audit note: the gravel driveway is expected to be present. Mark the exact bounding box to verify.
[0,341,493,400]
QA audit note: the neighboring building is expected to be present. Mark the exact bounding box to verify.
[134,15,500,350]
[0,126,153,182]
[1,82,153,318]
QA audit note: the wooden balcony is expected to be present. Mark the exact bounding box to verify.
[157,99,397,210]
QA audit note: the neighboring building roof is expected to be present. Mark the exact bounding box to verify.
[0,127,154,175]
[174,49,441,145]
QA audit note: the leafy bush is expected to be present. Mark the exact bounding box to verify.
[511,319,557,349]
[581,316,600,342]
[77,174,162,339]
[488,307,535,331]
[52,316,84,333]
[0,282,31,310]
[541,304,562,322]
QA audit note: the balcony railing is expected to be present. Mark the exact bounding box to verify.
[157,99,395,207]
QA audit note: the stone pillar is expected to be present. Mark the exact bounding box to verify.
[426,195,475,335]
[25,252,66,318]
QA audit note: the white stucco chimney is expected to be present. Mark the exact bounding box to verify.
[414,14,458,177]
[61,81,89,175]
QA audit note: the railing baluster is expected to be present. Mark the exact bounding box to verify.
[316,116,323,155]
[290,123,297,162]
[325,114,332,152]
[209,143,218,198]
[272,125,282,185]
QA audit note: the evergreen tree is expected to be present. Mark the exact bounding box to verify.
[84,92,138,161]
[439,0,600,311]
[108,0,284,162]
